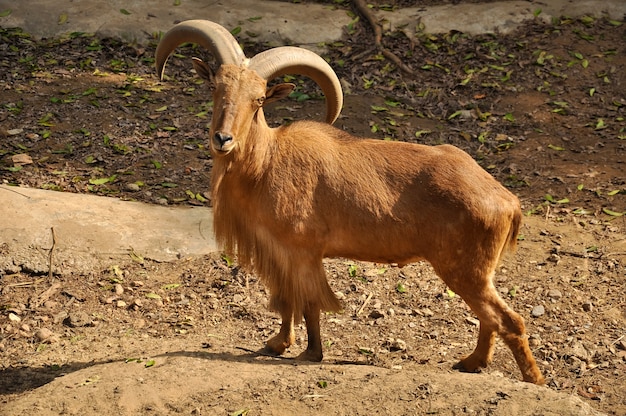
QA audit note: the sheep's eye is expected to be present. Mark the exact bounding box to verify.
[256,97,265,106]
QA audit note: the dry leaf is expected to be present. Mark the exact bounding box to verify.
[12,154,33,166]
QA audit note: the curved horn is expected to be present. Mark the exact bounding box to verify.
[155,20,247,80]
[249,47,343,125]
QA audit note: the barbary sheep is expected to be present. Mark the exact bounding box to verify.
[155,20,544,384]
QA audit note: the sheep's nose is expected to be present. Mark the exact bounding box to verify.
[214,132,233,147]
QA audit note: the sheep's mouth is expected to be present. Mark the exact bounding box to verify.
[211,141,236,155]
[212,139,237,154]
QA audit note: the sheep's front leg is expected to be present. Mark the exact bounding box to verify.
[296,304,323,362]
[265,300,295,355]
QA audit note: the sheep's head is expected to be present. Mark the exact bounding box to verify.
[190,61,295,155]
[155,20,343,156]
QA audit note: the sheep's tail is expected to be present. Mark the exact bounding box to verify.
[500,206,522,263]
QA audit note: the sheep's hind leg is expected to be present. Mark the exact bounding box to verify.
[453,321,497,372]
[264,300,295,356]
[458,290,544,384]
[499,313,545,384]
[295,304,323,362]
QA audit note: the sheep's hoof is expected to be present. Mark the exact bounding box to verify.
[453,356,487,373]
[263,339,289,355]
[265,337,291,356]
[522,368,546,385]
[258,345,283,357]
[295,349,323,362]
[524,371,546,386]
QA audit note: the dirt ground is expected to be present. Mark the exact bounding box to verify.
[1,2,625,415]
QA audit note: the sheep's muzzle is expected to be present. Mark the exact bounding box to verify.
[212,131,235,154]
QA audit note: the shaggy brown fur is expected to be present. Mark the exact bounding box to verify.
[191,62,544,384]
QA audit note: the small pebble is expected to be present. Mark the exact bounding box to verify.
[43,300,59,310]
[369,309,385,319]
[176,294,189,306]
[547,289,562,299]
[35,328,56,343]
[67,311,92,328]
[548,254,560,263]
[529,334,542,347]
[531,305,545,317]
[114,283,124,296]
[465,316,480,327]
[570,341,590,361]
[389,338,407,351]
[54,311,68,324]
[365,269,379,278]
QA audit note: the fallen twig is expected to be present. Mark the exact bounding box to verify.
[611,335,624,346]
[352,0,414,75]
[558,250,598,259]
[300,394,327,400]
[39,281,62,299]
[301,385,339,400]
[48,226,57,279]
[1,278,46,294]
[35,281,62,308]
[356,292,373,316]
[0,186,32,199]
[235,346,293,360]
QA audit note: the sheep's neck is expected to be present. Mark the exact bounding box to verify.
[236,110,275,181]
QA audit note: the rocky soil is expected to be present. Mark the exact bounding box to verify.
[1,1,625,415]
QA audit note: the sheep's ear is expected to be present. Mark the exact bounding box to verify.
[191,57,214,82]
[264,83,295,105]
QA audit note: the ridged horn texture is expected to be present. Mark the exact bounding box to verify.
[155,19,343,125]
[250,47,343,125]
[155,19,246,80]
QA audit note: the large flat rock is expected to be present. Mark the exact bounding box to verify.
[381,0,626,36]
[2,0,624,49]
[0,185,216,275]
[1,350,604,416]
[0,0,349,51]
